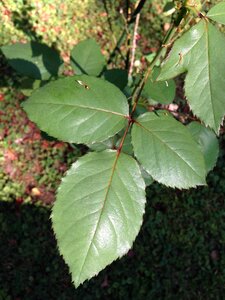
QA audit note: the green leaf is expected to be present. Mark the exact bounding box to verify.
[143,67,176,104]
[187,121,219,173]
[131,111,206,189]
[70,39,105,76]
[207,2,225,25]
[103,69,128,90]
[1,42,62,80]
[139,165,154,186]
[22,75,129,144]
[88,137,115,152]
[51,150,146,287]
[158,21,225,133]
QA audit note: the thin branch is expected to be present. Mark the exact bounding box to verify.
[117,7,189,154]
[128,0,147,24]
[105,0,148,67]
[128,13,140,79]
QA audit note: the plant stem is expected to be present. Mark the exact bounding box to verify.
[128,13,140,79]
[131,7,188,114]
[131,25,176,115]
[106,0,148,67]
[117,6,189,154]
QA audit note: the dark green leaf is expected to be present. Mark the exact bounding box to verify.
[143,67,176,104]
[187,121,219,173]
[70,39,105,76]
[103,69,128,90]
[1,42,62,80]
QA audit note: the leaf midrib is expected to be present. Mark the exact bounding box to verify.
[135,121,203,178]
[28,102,127,118]
[77,152,120,283]
[204,21,217,130]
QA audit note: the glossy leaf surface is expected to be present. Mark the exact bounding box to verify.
[131,112,206,188]
[158,21,225,133]
[207,2,225,25]
[52,150,146,287]
[22,75,129,144]
[143,67,176,104]
[1,42,62,80]
[188,122,219,173]
[70,39,105,76]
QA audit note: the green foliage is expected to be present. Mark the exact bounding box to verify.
[52,151,145,287]
[143,67,176,104]
[207,1,225,25]
[70,39,105,76]
[1,0,225,290]
[158,20,225,133]
[22,75,129,144]
[1,150,225,299]
[188,121,219,173]
[1,42,62,80]
[131,111,206,188]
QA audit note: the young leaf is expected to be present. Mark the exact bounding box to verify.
[158,21,225,133]
[51,150,146,287]
[131,112,206,189]
[22,75,129,144]
[187,121,219,173]
[207,2,225,25]
[1,42,62,80]
[143,67,176,104]
[103,69,128,90]
[70,39,105,76]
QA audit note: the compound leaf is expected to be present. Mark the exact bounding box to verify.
[131,112,206,189]
[207,2,225,25]
[1,42,62,80]
[51,150,146,287]
[70,39,105,76]
[158,21,225,133]
[22,75,129,144]
[187,121,219,173]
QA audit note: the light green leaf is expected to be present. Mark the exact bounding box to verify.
[131,112,206,188]
[187,121,219,173]
[103,69,128,90]
[207,2,225,25]
[51,150,146,287]
[22,75,129,144]
[158,21,225,133]
[70,39,105,76]
[143,67,176,104]
[139,165,154,186]
[1,42,62,80]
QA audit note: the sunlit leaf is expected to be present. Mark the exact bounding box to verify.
[22,75,129,144]
[158,21,225,133]
[131,111,206,188]
[52,150,146,287]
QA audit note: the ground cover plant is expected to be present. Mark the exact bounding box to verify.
[1,0,225,295]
